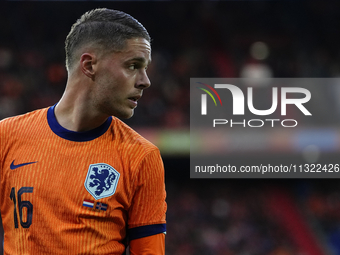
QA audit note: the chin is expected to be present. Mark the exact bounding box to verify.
[115,110,134,119]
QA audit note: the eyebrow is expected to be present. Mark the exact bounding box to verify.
[127,57,152,65]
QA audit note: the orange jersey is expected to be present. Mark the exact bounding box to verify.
[0,105,166,254]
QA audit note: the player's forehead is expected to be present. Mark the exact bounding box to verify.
[119,38,151,63]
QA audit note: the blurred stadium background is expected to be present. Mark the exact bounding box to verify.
[1,1,340,254]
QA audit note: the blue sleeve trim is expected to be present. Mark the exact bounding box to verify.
[47,104,112,142]
[128,224,166,240]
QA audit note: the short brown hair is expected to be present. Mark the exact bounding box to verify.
[65,8,150,71]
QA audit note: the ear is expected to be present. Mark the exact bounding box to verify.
[80,53,97,79]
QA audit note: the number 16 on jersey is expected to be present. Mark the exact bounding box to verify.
[10,187,34,229]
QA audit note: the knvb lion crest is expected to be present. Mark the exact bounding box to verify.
[84,163,120,200]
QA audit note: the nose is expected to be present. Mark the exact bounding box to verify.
[135,69,151,89]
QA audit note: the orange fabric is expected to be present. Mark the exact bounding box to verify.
[0,107,166,254]
[129,233,165,255]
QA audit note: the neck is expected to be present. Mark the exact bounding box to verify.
[54,78,110,132]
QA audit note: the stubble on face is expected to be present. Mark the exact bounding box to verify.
[92,38,151,119]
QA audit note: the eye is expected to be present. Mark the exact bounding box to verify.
[128,64,136,70]
[128,63,148,71]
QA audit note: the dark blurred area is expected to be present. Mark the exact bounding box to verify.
[1,1,340,255]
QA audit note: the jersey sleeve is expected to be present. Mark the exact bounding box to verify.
[129,233,165,255]
[127,149,167,240]
[0,122,3,174]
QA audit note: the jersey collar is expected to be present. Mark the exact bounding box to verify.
[47,104,112,142]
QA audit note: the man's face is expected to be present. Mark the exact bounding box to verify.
[93,37,151,119]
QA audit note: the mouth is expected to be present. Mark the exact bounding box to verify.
[127,94,142,108]
[128,95,141,102]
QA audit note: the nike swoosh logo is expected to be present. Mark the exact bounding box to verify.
[10,160,38,170]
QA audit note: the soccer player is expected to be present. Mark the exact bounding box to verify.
[0,8,166,254]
